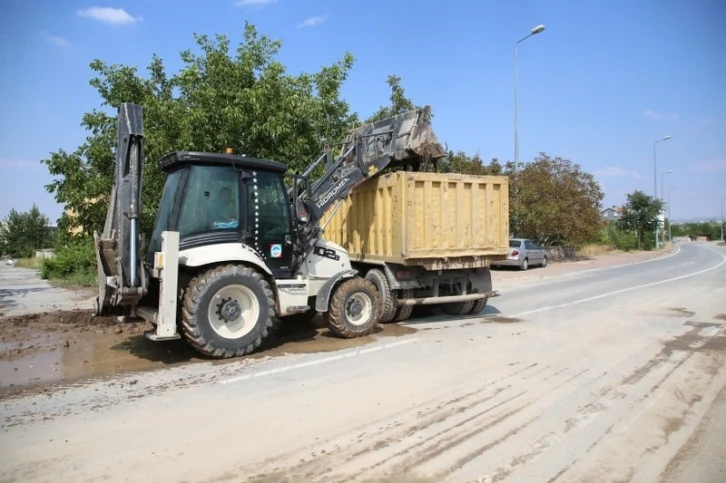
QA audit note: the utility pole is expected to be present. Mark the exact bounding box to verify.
[661,170,673,246]
[652,136,671,249]
[513,24,545,237]
[668,187,675,243]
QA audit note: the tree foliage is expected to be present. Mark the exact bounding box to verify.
[365,75,420,123]
[512,153,604,246]
[618,190,665,249]
[0,204,53,258]
[670,221,721,240]
[39,21,610,258]
[43,23,363,239]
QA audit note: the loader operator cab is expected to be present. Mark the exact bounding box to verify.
[147,151,295,278]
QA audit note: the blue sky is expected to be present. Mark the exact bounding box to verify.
[1,0,725,223]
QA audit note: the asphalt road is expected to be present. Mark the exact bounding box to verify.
[1,243,725,483]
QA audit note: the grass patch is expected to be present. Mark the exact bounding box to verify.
[576,244,619,257]
[40,239,97,287]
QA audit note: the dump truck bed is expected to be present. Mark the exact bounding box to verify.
[321,171,510,270]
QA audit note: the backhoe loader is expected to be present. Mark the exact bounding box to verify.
[94,102,460,358]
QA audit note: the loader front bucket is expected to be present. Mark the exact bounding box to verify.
[343,105,446,169]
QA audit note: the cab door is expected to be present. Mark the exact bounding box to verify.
[243,169,294,279]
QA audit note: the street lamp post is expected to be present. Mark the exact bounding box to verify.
[668,187,675,243]
[721,195,726,242]
[513,23,545,236]
[661,169,673,245]
[653,135,671,249]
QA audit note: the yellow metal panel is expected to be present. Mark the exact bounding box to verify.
[320,171,509,266]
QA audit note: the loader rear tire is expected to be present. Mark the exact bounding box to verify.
[392,289,415,322]
[325,277,381,338]
[181,264,275,359]
[365,269,397,323]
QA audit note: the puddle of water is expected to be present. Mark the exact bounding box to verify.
[0,335,64,388]
[1,316,421,392]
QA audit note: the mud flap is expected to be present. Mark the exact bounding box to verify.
[315,269,358,312]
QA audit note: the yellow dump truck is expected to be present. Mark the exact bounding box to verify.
[321,170,509,321]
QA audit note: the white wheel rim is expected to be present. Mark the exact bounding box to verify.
[345,293,373,326]
[207,284,260,339]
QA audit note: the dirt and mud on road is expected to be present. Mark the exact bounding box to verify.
[0,245,679,399]
[0,309,422,398]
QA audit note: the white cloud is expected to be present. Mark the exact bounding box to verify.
[46,35,72,48]
[77,7,142,24]
[643,108,678,121]
[594,166,642,180]
[235,0,277,5]
[297,15,329,28]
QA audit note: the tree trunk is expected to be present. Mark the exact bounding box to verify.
[637,226,643,249]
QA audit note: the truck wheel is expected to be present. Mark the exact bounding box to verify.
[469,298,488,315]
[392,289,415,321]
[181,264,275,358]
[443,301,476,316]
[325,277,381,338]
[365,269,397,323]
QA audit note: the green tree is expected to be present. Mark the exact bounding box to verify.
[0,205,52,258]
[618,190,665,249]
[365,75,420,123]
[513,153,605,247]
[42,23,362,240]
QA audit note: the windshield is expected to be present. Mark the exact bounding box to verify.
[509,240,522,248]
[177,165,241,237]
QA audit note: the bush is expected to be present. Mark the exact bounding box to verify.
[597,223,639,252]
[40,238,97,286]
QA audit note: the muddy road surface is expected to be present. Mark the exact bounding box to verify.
[0,248,670,394]
[2,243,725,482]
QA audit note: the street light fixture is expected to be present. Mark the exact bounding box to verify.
[513,23,546,236]
[653,135,671,249]
[668,187,675,243]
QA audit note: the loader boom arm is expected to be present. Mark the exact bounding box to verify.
[93,103,147,315]
[291,105,445,265]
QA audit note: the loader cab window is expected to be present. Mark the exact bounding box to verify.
[178,165,241,238]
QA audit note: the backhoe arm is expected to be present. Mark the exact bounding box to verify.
[93,103,147,315]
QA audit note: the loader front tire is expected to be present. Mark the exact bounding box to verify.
[325,277,381,338]
[181,264,275,359]
[365,269,397,323]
